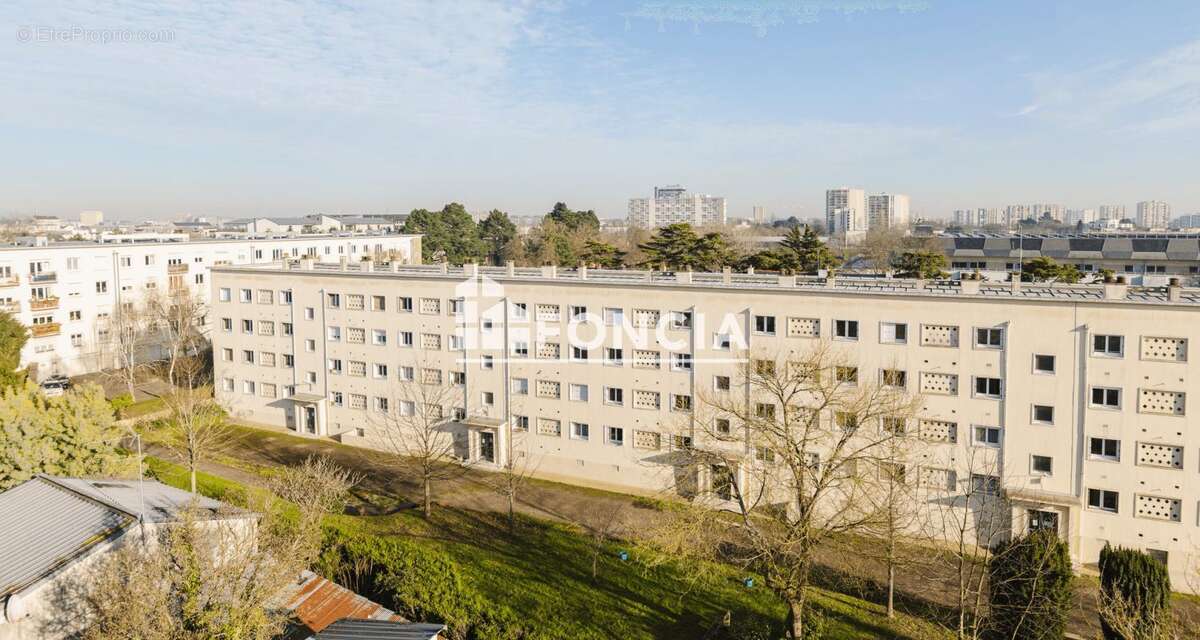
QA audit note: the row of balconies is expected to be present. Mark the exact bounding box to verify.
[30,322,61,338]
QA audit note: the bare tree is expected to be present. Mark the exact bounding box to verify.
[161,385,229,494]
[856,228,907,274]
[486,438,541,533]
[575,500,629,582]
[369,357,468,518]
[80,456,357,639]
[145,287,210,388]
[662,343,923,638]
[102,298,156,397]
[924,448,1012,640]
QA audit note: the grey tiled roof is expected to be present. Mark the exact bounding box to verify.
[942,234,1200,261]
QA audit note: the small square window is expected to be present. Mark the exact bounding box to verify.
[753,315,776,335]
[975,327,1003,348]
[570,422,590,440]
[972,426,1001,447]
[713,375,731,391]
[1090,387,1121,409]
[974,377,1003,398]
[880,322,907,344]
[1031,455,1053,475]
[1032,404,1055,424]
[1087,488,1119,513]
[1034,354,1056,374]
[834,319,859,340]
[1088,437,1120,461]
[1092,334,1124,357]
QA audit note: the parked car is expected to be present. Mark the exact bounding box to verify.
[39,375,71,397]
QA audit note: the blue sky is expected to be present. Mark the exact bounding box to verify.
[2,1,1199,221]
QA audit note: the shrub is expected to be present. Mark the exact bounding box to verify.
[988,529,1073,640]
[109,393,134,415]
[1098,545,1171,640]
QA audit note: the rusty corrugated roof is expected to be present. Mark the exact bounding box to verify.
[279,571,404,637]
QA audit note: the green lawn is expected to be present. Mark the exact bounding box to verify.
[146,456,953,640]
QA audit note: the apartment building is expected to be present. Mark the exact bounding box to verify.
[825,187,867,239]
[866,193,910,230]
[1137,200,1173,230]
[0,234,420,379]
[212,260,1200,589]
[627,185,727,228]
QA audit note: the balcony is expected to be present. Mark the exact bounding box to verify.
[30,323,61,338]
[29,297,59,311]
[0,275,18,287]
[167,263,189,274]
[0,301,18,313]
[29,272,57,284]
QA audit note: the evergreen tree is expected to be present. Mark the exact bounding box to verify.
[0,312,28,390]
[545,202,599,231]
[638,224,735,271]
[988,529,1074,640]
[1022,257,1081,283]
[1099,545,1172,640]
[0,382,134,489]
[579,239,625,269]
[478,209,516,266]
[778,225,839,273]
[402,203,486,264]
[891,251,949,279]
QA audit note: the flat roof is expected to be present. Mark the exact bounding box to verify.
[212,262,1200,307]
[0,233,421,253]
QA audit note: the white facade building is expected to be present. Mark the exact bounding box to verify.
[825,187,866,239]
[867,193,910,230]
[627,186,727,228]
[1137,201,1172,230]
[212,261,1200,591]
[1099,205,1127,221]
[1064,209,1097,226]
[78,211,104,227]
[0,234,420,379]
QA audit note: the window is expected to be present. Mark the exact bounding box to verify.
[1147,549,1169,566]
[514,415,530,430]
[398,366,414,381]
[1093,334,1124,357]
[753,315,776,335]
[1033,354,1056,374]
[975,327,1003,348]
[371,295,386,311]
[880,322,907,344]
[451,371,466,385]
[481,391,494,406]
[606,426,624,446]
[973,426,1002,447]
[449,298,463,315]
[512,340,528,357]
[570,422,590,440]
[304,307,315,320]
[570,305,587,320]
[449,335,464,350]
[835,411,858,431]
[713,375,731,391]
[242,380,256,395]
[974,377,1003,398]
[569,383,589,402]
[670,311,692,329]
[241,319,254,334]
[512,302,528,320]
[834,319,859,340]
[715,418,731,435]
[970,474,1000,496]
[605,387,624,405]
[480,355,494,370]
[673,394,692,412]
[328,359,343,374]
[373,363,388,379]
[305,339,316,352]
[281,290,293,305]
[1032,405,1055,424]
[671,352,693,371]
[372,329,387,345]
[305,371,316,384]
[1089,437,1120,461]
[1028,509,1059,534]
[881,369,906,388]
[512,378,529,395]
[219,288,231,302]
[398,296,413,312]
[605,348,623,366]
[603,307,622,326]
[1031,455,1053,475]
[713,333,732,350]
[1090,386,1121,409]
[221,348,233,361]
[374,397,389,413]
[326,293,340,308]
[283,322,294,336]
[835,366,858,384]
[220,378,234,392]
[1087,488,1119,513]
[881,416,906,435]
[755,403,776,420]
[571,346,589,361]
[221,318,232,332]
[399,331,414,347]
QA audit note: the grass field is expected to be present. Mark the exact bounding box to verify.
[146,456,953,639]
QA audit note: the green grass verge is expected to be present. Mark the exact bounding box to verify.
[145,456,953,640]
[120,396,166,419]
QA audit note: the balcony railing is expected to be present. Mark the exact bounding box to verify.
[29,272,57,284]
[29,297,59,311]
[30,323,61,338]
[167,263,189,274]
[0,275,18,287]
[0,301,18,313]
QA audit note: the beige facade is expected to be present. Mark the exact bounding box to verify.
[212,261,1200,590]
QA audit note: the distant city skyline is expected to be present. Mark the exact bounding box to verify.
[2,1,1200,220]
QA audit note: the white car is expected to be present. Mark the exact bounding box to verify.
[39,376,70,397]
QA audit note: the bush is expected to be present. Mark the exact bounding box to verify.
[317,528,526,640]
[109,393,134,415]
[988,529,1073,640]
[1098,545,1171,640]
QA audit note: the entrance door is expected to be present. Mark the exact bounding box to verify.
[478,431,495,463]
[1028,509,1059,534]
[303,406,317,434]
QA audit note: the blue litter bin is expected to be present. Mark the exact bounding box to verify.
[743,577,754,588]
[617,550,629,561]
